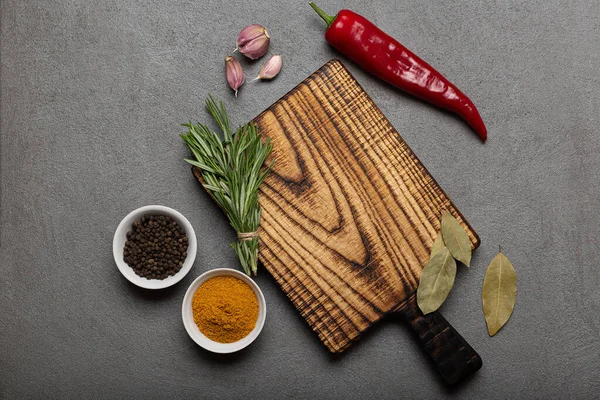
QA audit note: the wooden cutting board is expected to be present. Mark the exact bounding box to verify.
[193,60,482,385]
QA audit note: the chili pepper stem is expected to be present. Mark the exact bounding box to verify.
[309,2,336,27]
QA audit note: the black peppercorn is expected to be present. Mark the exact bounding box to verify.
[123,214,190,280]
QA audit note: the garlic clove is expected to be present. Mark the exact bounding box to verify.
[236,24,270,60]
[236,24,267,48]
[254,55,283,81]
[225,56,244,97]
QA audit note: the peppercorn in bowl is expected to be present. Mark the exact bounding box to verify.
[182,268,266,353]
[113,205,197,289]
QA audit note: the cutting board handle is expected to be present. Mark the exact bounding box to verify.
[398,296,482,386]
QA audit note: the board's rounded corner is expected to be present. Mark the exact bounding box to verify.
[472,233,482,250]
[325,58,343,68]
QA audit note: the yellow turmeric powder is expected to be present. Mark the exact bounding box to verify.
[192,275,259,343]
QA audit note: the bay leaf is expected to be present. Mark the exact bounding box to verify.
[441,210,472,267]
[482,250,517,336]
[430,233,444,259]
[417,247,457,315]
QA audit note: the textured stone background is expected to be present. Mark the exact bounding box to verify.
[1,0,599,398]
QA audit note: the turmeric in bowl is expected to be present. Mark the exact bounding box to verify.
[192,275,259,343]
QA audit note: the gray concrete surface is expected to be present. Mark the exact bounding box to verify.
[1,0,599,398]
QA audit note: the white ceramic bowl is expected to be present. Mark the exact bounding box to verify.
[182,268,266,353]
[113,205,197,289]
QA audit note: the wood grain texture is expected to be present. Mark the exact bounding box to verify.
[195,60,479,354]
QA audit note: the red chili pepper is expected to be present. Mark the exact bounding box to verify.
[309,2,487,142]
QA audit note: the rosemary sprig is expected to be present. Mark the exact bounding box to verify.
[181,96,273,275]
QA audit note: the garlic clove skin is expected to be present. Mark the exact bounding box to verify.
[236,24,270,60]
[225,56,244,97]
[254,55,283,81]
[236,24,267,48]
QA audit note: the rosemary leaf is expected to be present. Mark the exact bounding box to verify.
[181,95,273,275]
